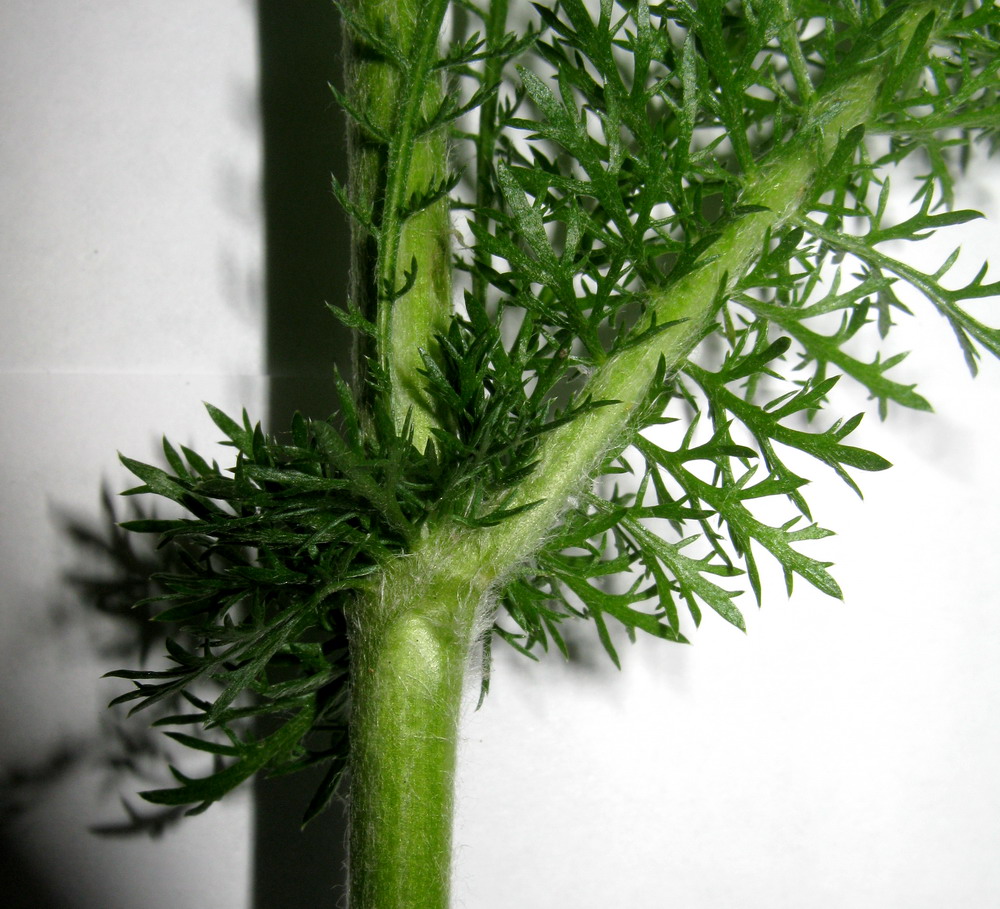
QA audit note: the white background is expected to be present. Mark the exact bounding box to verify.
[2,3,999,908]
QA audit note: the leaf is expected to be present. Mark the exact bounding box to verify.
[140,707,313,812]
[624,518,746,631]
[497,162,553,261]
[204,403,254,456]
[118,456,190,505]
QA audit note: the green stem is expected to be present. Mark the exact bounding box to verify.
[345,0,452,449]
[348,562,480,909]
[343,4,464,905]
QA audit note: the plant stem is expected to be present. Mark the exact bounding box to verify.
[345,0,453,449]
[343,3,465,905]
[348,562,480,909]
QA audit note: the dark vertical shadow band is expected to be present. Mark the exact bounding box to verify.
[254,3,351,907]
[259,0,353,424]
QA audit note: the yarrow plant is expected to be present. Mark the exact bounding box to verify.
[107,1,1000,906]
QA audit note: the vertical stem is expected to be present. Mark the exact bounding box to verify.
[342,3,469,905]
[344,0,453,449]
[348,563,481,909]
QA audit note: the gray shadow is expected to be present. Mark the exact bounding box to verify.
[259,0,352,424]
[252,3,352,906]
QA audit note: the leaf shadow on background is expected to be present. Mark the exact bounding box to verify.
[2,4,353,906]
[1,488,203,908]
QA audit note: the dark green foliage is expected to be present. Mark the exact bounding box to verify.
[109,0,1000,819]
[455,0,999,661]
